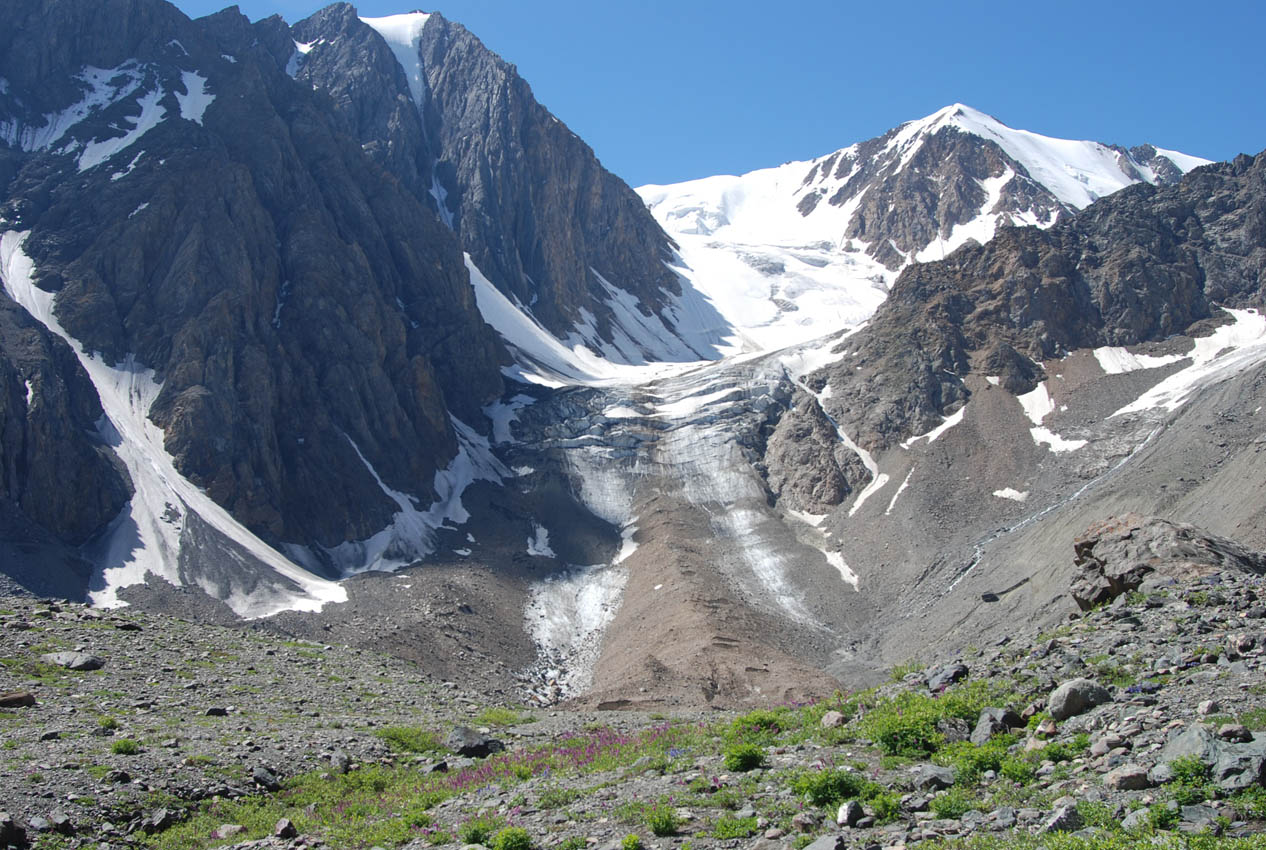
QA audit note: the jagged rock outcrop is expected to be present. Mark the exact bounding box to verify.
[1070,513,1266,610]
[806,150,1264,471]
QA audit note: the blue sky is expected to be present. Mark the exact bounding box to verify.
[173,0,1266,187]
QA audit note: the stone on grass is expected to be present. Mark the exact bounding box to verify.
[837,800,864,827]
[912,764,955,791]
[971,707,1021,745]
[1048,678,1111,720]
[275,817,297,838]
[1103,763,1153,790]
[445,726,505,758]
[40,651,103,671]
[1040,804,1083,833]
[926,662,968,692]
[252,766,281,792]
[820,710,845,729]
[0,691,36,708]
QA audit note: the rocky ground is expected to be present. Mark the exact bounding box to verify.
[2,522,1266,850]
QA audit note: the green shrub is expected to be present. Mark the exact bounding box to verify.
[790,768,882,808]
[475,707,533,727]
[491,826,532,850]
[645,804,679,836]
[620,834,643,850]
[1146,803,1180,831]
[928,787,979,819]
[97,715,120,732]
[934,736,1015,782]
[727,709,784,743]
[538,785,581,809]
[723,742,765,772]
[868,790,902,824]
[711,815,758,839]
[999,756,1036,784]
[458,816,505,845]
[374,726,442,754]
[559,838,587,850]
[856,682,1001,758]
[1169,755,1211,786]
[110,738,140,755]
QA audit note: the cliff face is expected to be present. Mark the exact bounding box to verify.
[293,6,708,361]
[0,0,506,593]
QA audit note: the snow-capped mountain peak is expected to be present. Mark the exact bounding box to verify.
[637,104,1211,353]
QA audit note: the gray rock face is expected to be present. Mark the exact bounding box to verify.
[1070,513,1266,609]
[294,6,694,357]
[1048,678,1111,720]
[0,0,506,583]
[926,662,968,692]
[0,297,131,557]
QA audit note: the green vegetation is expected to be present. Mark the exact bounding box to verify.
[710,814,759,839]
[537,785,581,809]
[722,741,765,772]
[110,738,140,755]
[620,834,643,850]
[490,826,532,850]
[854,680,1010,758]
[458,816,506,845]
[474,706,534,727]
[929,787,981,819]
[373,726,443,754]
[1165,755,1216,806]
[644,803,680,836]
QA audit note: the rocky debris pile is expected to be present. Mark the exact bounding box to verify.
[2,549,1265,848]
[1071,513,1266,610]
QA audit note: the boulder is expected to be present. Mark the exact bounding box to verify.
[837,800,864,827]
[1103,764,1153,790]
[1040,804,1083,833]
[911,764,955,791]
[0,813,25,847]
[1070,514,1266,609]
[1048,678,1111,720]
[0,691,36,708]
[970,707,1022,745]
[445,726,505,758]
[39,652,103,671]
[820,710,845,729]
[926,663,968,692]
[252,766,281,792]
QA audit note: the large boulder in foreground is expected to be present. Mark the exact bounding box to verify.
[1070,514,1266,610]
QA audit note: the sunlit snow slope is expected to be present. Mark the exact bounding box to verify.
[638,104,1210,353]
